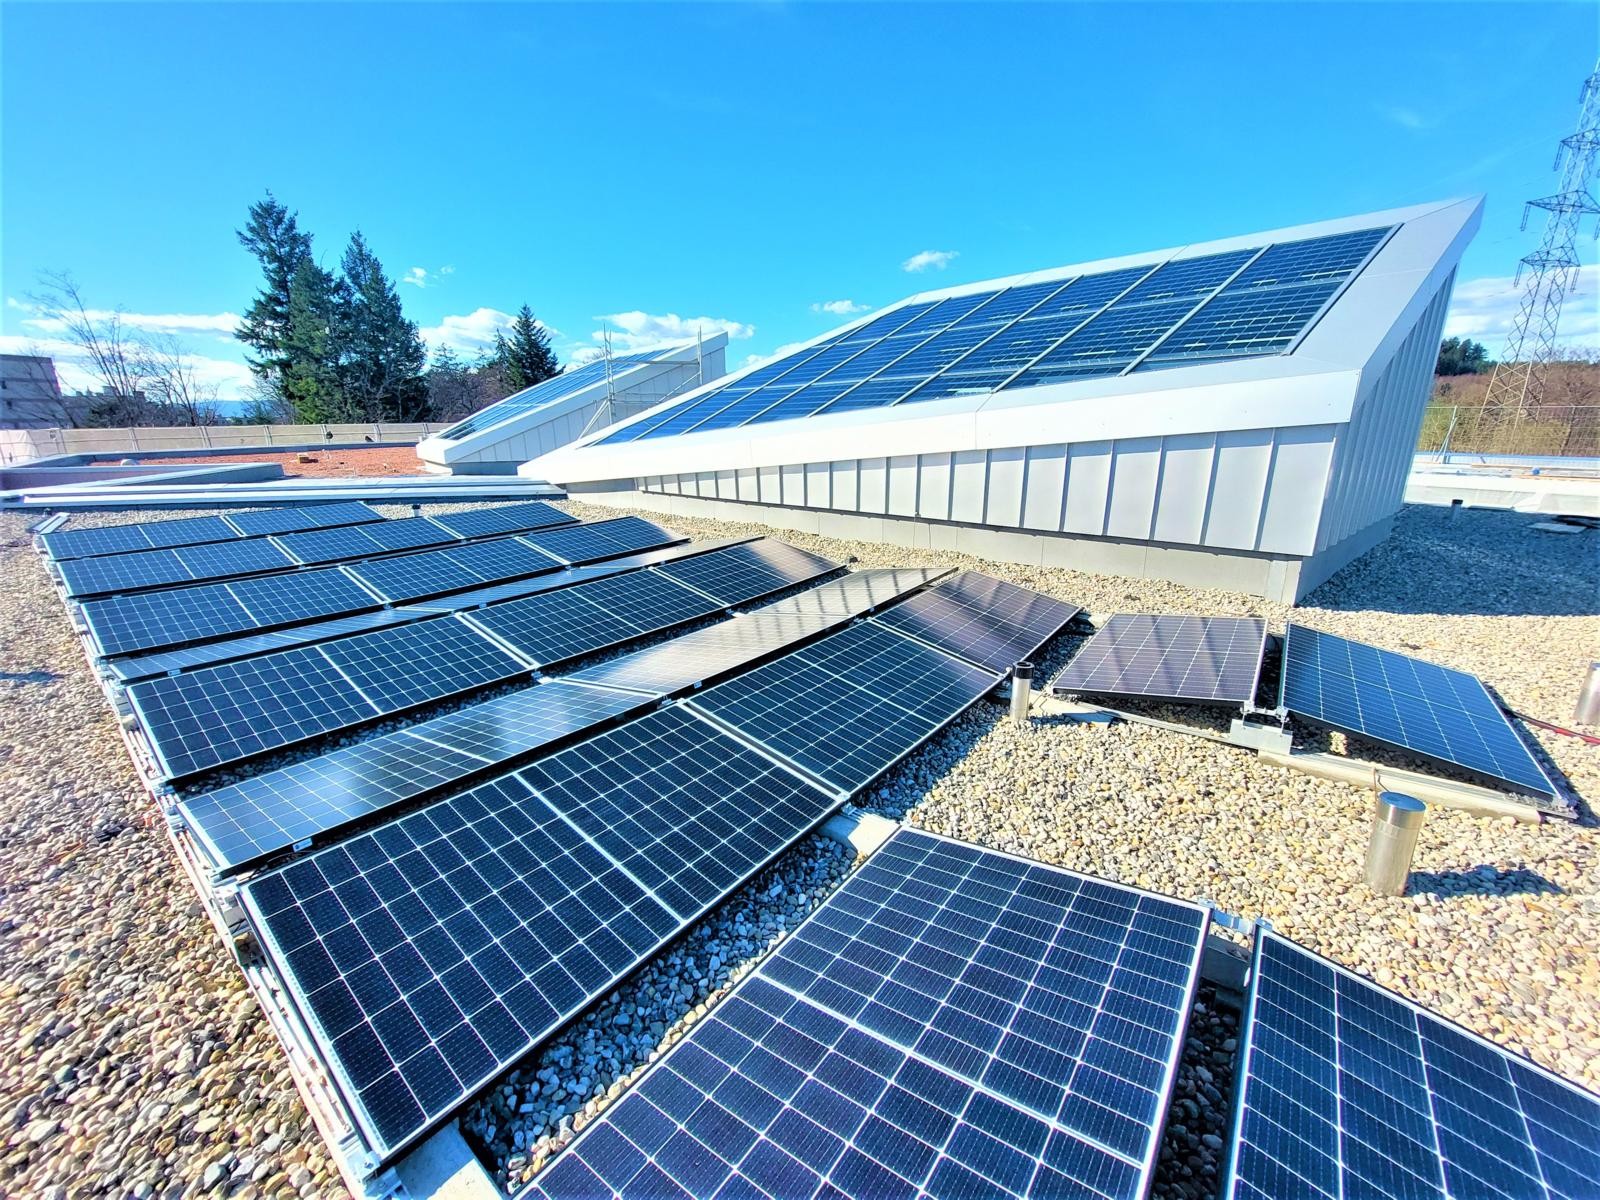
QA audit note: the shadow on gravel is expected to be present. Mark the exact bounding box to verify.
[1405,866,1564,899]
[1304,505,1599,618]
[0,670,61,685]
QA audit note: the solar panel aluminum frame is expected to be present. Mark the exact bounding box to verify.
[1118,247,1270,374]
[1276,623,1563,807]
[238,704,846,1171]
[530,827,1212,1200]
[1050,615,1269,709]
[1220,923,1600,1200]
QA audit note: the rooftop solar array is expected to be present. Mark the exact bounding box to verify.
[1051,614,1268,707]
[240,704,839,1162]
[40,501,382,560]
[690,622,998,793]
[437,351,668,442]
[59,537,299,598]
[535,828,1208,1200]
[347,539,562,605]
[872,571,1081,673]
[1224,927,1600,1200]
[274,517,461,566]
[654,538,840,606]
[180,681,653,876]
[599,226,1391,442]
[518,515,679,565]
[428,501,575,539]
[569,567,948,696]
[1278,624,1561,806]
[128,617,530,779]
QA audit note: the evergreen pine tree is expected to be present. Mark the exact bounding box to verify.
[281,258,347,422]
[335,232,431,421]
[496,305,560,390]
[235,193,313,381]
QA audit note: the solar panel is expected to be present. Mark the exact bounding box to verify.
[466,572,720,666]
[128,618,527,778]
[226,501,384,537]
[872,571,1081,673]
[1278,624,1561,804]
[58,537,298,598]
[1224,926,1600,1200]
[535,828,1208,1200]
[569,568,948,697]
[1051,614,1267,706]
[275,517,458,566]
[428,502,575,539]
[653,539,840,606]
[180,680,652,876]
[520,516,678,565]
[41,514,240,560]
[240,704,837,1163]
[344,549,495,605]
[108,609,420,683]
[439,354,666,442]
[690,622,998,793]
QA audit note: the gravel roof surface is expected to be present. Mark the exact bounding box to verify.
[1,498,1594,1199]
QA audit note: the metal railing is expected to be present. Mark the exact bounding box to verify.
[1417,404,1600,458]
[0,422,441,466]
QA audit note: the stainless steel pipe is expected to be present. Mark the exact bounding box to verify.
[1365,791,1426,896]
[1010,662,1033,727]
[1575,662,1600,726]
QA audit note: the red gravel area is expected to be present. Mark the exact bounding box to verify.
[136,446,425,478]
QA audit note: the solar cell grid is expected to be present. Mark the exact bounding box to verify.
[62,537,298,597]
[520,516,674,565]
[428,501,573,539]
[83,585,256,658]
[226,501,383,537]
[1008,298,1201,386]
[42,514,241,560]
[873,570,1081,673]
[441,357,658,441]
[1230,226,1391,290]
[1118,249,1256,306]
[689,621,998,793]
[535,828,1207,1200]
[1224,927,1600,1200]
[438,538,563,583]
[652,538,838,606]
[241,704,837,1162]
[108,609,418,683]
[228,568,378,627]
[1050,614,1267,706]
[347,550,489,604]
[276,518,456,566]
[1279,624,1559,803]
[466,572,715,666]
[179,680,651,875]
[1142,281,1340,367]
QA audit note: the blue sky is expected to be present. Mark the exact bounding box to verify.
[2,2,1595,402]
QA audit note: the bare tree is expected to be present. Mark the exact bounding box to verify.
[136,333,223,426]
[29,271,151,402]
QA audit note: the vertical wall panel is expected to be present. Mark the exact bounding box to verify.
[1203,430,1273,549]
[1259,426,1336,554]
[1020,445,1068,531]
[859,458,888,514]
[985,447,1026,528]
[1063,441,1113,535]
[780,464,805,507]
[1152,434,1216,545]
[736,469,758,502]
[1105,437,1162,540]
[918,453,953,522]
[949,450,988,524]
[885,455,917,517]
[831,460,859,512]
[805,461,831,509]
[758,465,780,504]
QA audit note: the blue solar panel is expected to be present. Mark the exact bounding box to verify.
[179,680,652,876]
[1230,226,1391,289]
[428,502,575,539]
[1007,299,1200,387]
[872,571,1081,673]
[652,539,839,606]
[241,704,838,1163]
[1117,249,1256,305]
[41,515,239,560]
[1224,927,1600,1200]
[1051,615,1267,706]
[1140,281,1340,368]
[58,537,298,598]
[275,517,459,566]
[689,622,998,793]
[1278,624,1561,805]
[439,354,667,442]
[519,516,677,565]
[128,617,527,778]
[535,828,1208,1200]
[226,501,385,537]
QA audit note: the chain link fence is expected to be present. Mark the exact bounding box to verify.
[1417,405,1600,458]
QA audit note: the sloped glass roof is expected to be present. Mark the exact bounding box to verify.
[599,225,1391,444]
[438,348,677,443]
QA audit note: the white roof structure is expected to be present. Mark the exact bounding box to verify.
[525,199,1481,601]
[417,333,727,474]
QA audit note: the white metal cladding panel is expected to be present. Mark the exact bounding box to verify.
[805,461,831,508]
[1105,437,1162,540]
[1203,430,1274,550]
[781,463,805,506]
[759,465,780,504]
[737,468,759,502]
[918,452,952,522]
[950,449,987,523]
[1152,433,1216,545]
[716,469,738,500]
[1021,444,1068,531]
[886,455,918,516]
[830,460,859,512]
[985,446,1026,527]
[859,458,888,513]
[1064,441,1114,535]
[1258,425,1337,554]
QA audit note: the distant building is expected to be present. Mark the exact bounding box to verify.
[0,354,81,428]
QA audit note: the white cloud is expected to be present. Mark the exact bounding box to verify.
[1445,265,1599,347]
[402,267,429,288]
[16,305,241,338]
[1376,104,1431,132]
[0,333,255,399]
[590,311,755,353]
[811,299,869,316]
[439,265,456,276]
[902,249,959,273]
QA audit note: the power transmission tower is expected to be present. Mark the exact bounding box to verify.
[1481,59,1600,427]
